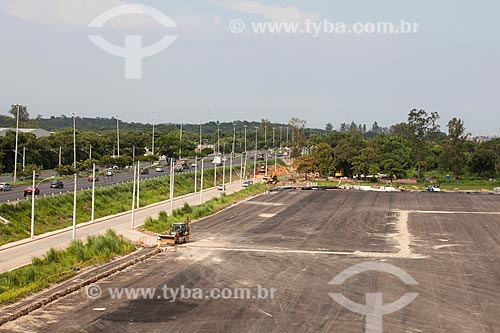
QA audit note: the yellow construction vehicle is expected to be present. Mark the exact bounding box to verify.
[157,217,191,246]
[262,174,278,184]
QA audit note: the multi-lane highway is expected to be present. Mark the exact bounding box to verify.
[0,157,250,203]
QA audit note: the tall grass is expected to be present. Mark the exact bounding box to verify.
[142,183,270,233]
[0,229,135,304]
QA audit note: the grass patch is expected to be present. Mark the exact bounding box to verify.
[0,229,135,304]
[142,183,271,234]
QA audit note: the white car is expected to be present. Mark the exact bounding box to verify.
[242,180,253,188]
[217,184,226,191]
[0,182,13,191]
[155,167,165,172]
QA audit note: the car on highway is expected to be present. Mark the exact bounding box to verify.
[155,167,164,172]
[0,182,13,191]
[105,169,114,176]
[242,180,253,188]
[191,162,197,168]
[140,168,149,175]
[24,187,40,197]
[49,180,64,188]
[88,175,99,182]
[217,184,226,191]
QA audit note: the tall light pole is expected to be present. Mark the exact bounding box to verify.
[230,123,235,183]
[114,114,120,157]
[253,127,258,183]
[179,116,183,158]
[71,112,77,168]
[91,163,96,223]
[12,104,23,182]
[131,163,137,228]
[199,158,205,204]
[279,126,283,147]
[264,126,268,144]
[194,156,198,193]
[170,161,174,212]
[151,117,156,155]
[272,127,275,147]
[217,122,220,155]
[30,173,55,239]
[72,173,77,240]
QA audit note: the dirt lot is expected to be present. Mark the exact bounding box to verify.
[2,190,500,332]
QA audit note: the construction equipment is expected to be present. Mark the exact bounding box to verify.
[335,169,344,177]
[258,162,266,173]
[157,217,191,246]
[262,174,278,184]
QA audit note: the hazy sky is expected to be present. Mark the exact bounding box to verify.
[0,0,499,135]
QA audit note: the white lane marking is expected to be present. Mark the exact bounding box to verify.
[93,308,106,311]
[259,213,276,218]
[411,210,500,215]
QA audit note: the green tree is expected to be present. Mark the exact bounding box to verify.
[469,148,497,178]
[407,109,440,180]
[314,143,335,177]
[9,105,30,122]
[442,118,466,180]
[352,146,380,178]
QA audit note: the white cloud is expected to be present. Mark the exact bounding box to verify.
[0,0,166,29]
[210,0,320,22]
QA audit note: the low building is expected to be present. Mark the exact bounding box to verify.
[0,128,51,138]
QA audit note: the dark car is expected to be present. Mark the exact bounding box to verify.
[140,168,149,175]
[50,180,64,188]
[24,187,40,197]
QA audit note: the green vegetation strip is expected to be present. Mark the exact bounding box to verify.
[0,165,250,245]
[0,229,135,304]
[315,179,499,191]
[142,183,272,234]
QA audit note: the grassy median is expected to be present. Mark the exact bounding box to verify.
[0,229,135,304]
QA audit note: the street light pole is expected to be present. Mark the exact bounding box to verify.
[179,116,183,158]
[30,173,55,240]
[91,163,96,223]
[222,159,226,193]
[72,173,77,240]
[170,161,174,213]
[217,122,220,155]
[194,156,198,193]
[230,123,235,183]
[72,112,77,168]
[30,170,35,239]
[131,164,137,228]
[272,127,275,147]
[264,126,268,144]
[200,158,204,204]
[115,114,120,157]
[13,104,22,182]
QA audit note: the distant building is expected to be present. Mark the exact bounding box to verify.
[466,135,499,143]
[0,128,51,138]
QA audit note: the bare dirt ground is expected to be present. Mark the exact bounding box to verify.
[2,190,500,332]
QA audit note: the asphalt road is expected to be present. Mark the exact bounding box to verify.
[0,158,245,203]
[6,190,499,332]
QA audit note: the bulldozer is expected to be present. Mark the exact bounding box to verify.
[157,217,191,247]
[262,174,278,184]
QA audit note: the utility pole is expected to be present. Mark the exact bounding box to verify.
[12,104,23,182]
[114,114,120,157]
[151,117,156,155]
[244,125,248,153]
[72,112,77,168]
